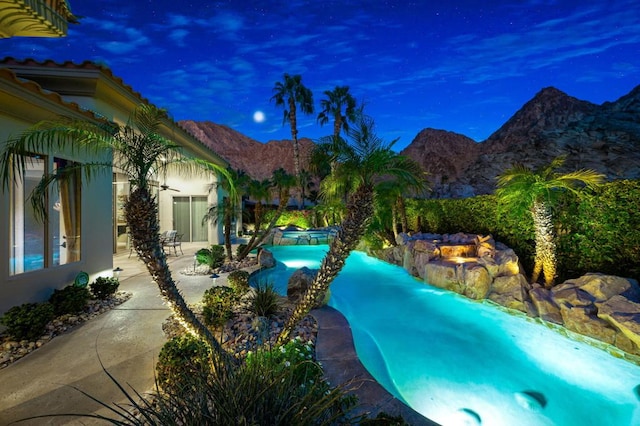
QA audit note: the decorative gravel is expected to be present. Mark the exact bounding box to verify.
[0,292,132,370]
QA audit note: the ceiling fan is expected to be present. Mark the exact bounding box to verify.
[160,184,181,192]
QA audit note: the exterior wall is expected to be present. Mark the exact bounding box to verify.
[0,73,112,316]
[0,61,229,316]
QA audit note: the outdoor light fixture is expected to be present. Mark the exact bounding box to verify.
[113,266,123,279]
[210,273,219,285]
[193,255,197,272]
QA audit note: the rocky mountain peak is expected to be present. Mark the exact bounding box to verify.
[482,86,598,153]
[179,120,314,180]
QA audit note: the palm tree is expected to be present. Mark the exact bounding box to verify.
[277,115,425,344]
[271,74,314,205]
[202,168,249,261]
[236,168,297,260]
[496,157,604,288]
[317,85,357,140]
[237,177,271,259]
[0,105,233,362]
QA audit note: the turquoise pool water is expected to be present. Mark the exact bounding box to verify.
[254,245,640,426]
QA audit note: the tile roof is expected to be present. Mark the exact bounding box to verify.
[0,67,102,121]
[0,57,229,166]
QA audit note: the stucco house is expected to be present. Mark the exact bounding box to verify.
[0,58,229,316]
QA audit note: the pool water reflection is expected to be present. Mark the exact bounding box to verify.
[253,245,640,426]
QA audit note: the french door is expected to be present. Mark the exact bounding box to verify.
[172,196,208,242]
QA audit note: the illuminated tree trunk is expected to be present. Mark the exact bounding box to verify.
[531,200,557,288]
[125,187,229,366]
[277,184,375,345]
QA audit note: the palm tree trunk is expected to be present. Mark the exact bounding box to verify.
[288,98,303,208]
[238,190,288,259]
[237,202,264,260]
[531,200,557,288]
[397,195,408,234]
[125,187,230,367]
[223,198,233,261]
[277,184,375,345]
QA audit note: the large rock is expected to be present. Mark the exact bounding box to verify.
[529,287,563,324]
[597,295,640,348]
[572,273,634,302]
[287,267,317,303]
[478,248,520,278]
[463,264,492,300]
[487,274,530,312]
[559,304,617,344]
[551,285,595,308]
[257,249,276,269]
[425,261,464,294]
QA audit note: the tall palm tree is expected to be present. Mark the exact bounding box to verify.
[0,105,233,361]
[271,74,314,205]
[277,115,425,344]
[237,178,271,259]
[317,85,357,141]
[236,168,297,260]
[496,157,604,288]
[203,168,249,261]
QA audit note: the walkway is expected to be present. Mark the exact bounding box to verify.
[0,243,434,425]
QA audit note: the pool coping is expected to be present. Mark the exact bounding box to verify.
[312,306,440,425]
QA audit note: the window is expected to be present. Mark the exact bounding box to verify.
[10,155,45,275]
[9,155,82,275]
[52,158,81,265]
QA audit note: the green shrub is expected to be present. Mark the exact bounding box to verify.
[250,281,280,317]
[89,277,120,299]
[228,270,250,295]
[0,302,55,340]
[49,285,91,316]
[201,286,237,328]
[273,209,315,229]
[246,337,320,384]
[156,335,211,394]
[196,245,226,269]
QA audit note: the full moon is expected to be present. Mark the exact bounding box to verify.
[253,110,265,123]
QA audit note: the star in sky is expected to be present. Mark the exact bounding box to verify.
[3,0,639,151]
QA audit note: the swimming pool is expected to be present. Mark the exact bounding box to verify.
[254,245,640,426]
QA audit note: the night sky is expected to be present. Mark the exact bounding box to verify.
[3,0,639,151]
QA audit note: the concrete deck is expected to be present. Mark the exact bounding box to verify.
[0,243,436,425]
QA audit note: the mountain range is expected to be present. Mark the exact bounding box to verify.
[180,84,640,198]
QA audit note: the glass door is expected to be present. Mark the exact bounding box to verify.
[172,196,208,243]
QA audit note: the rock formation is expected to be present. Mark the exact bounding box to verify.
[375,232,640,359]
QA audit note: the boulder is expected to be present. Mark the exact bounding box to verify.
[286,268,329,308]
[613,331,640,356]
[551,285,595,308]
[596,295,640,347]
[463,264,492,300]
[425,261,465,293]
[257,249,276,269]
[559,304,616,344]
[287,267,318,304]
[573,273,634,302]
[488,274,530,312]
[529,287,563,324]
